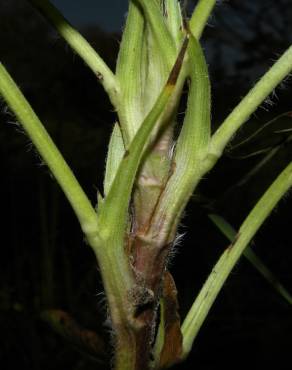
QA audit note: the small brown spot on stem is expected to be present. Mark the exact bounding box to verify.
[96,72,103,81]
[227,233,240,251]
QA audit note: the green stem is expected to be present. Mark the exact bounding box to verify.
[0,63,98,237]
[209,45,292,162]
[27,0,119,108]
[96,39,189,370]
[181,161,292,359]
[189,0,217,39]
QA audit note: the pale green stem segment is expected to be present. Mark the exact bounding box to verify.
[209,45,292,163]
[209,214,292,305]
[98,37,189,244]
[148,35,210,241]
[116,1,145,142]
[189,0,217,39]
[181,162,292,359]
[27,0,119,108]
[0,63,98,237]
[134,0,177,68]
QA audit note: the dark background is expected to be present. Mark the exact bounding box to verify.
[0,0,292,369]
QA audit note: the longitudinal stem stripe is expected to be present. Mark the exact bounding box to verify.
[181,162,292,358]
[210,45,292,159]
[28,0,119,108]
[0,63,98,236]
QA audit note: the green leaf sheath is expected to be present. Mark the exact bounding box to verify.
[27,0,119,108]
[134,0,177,68]
[98,37,189,244]
[181,162,292,358]
[0,63,98,238]
[208,45,292,166]
[174,36,211,169]
[116,1,145,142]
[146,35,211,243]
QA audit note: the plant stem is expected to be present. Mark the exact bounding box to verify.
[181,161,292,359]
[27,0,120,108]
[209,45,292,161]
[98,37,189,243]
[189,0,217,39]
[0,63,98,237]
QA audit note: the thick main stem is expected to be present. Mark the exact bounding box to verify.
[114,323,155,370]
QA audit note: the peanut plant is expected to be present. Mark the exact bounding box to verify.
[0,0,292,369]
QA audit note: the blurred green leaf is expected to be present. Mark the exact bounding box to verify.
[208,213,292,305]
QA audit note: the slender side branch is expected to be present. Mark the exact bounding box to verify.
[27,0,119,108]
[0,63,98,237]
[189,0,217,39]
[181,162,292,359]
[209,45,292,163]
